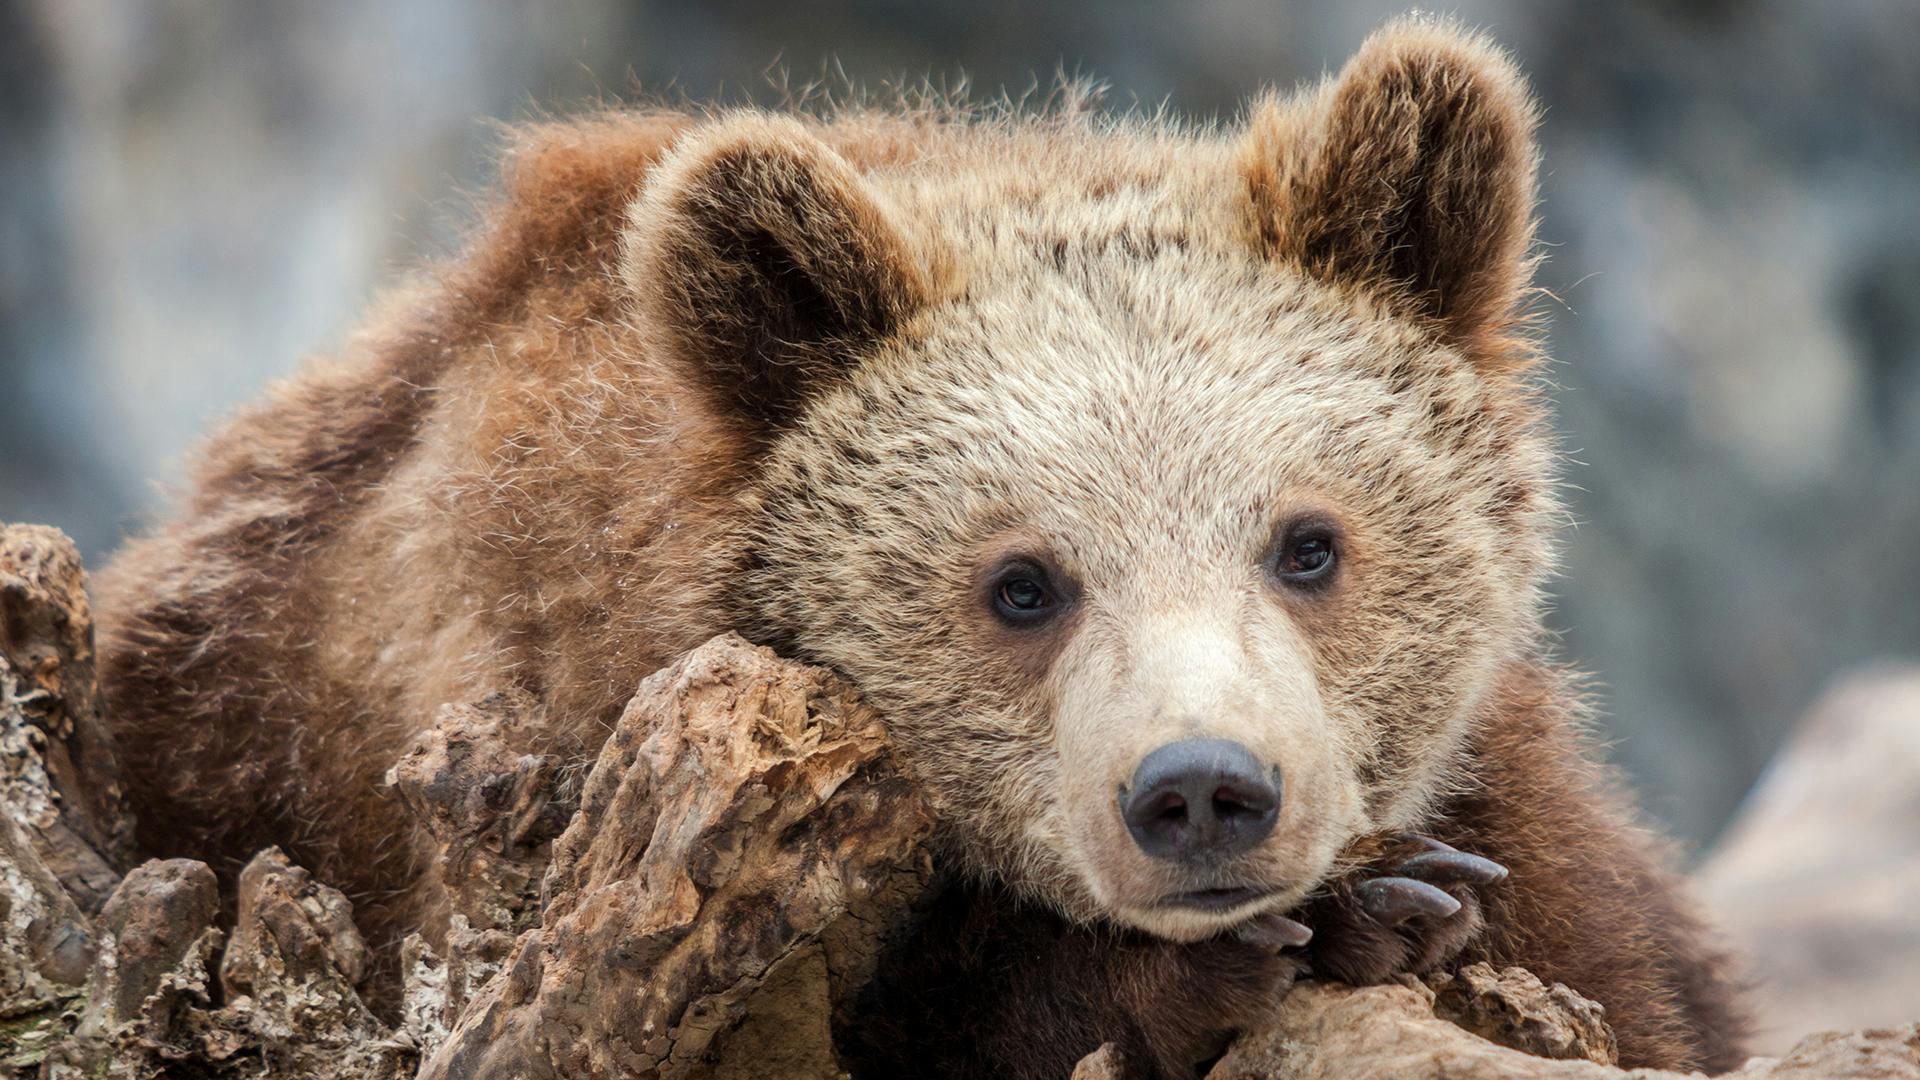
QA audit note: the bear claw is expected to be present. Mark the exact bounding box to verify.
[1299,834,1506,984]
[1354,877,1462,925]
[1233,911,1314,950]
[1393,849,1509,886]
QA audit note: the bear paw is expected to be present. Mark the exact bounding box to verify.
[1298,834,1508,985]
[1118,921,1313,1078]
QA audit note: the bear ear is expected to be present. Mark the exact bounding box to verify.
[1243,17,1541,364]
[624,114,932,431]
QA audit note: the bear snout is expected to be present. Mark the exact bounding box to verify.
[1118,738,1282,863]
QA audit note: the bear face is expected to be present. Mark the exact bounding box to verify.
[622,17,1555,942]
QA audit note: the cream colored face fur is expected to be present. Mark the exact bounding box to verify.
[735,241,1552,937]
[639,20,1557,939]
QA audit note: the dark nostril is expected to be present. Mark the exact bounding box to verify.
[1120,738,1281,864]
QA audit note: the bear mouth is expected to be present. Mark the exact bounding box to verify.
[1158,885,1279,913]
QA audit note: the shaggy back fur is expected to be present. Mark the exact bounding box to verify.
[94,16,1745,1073]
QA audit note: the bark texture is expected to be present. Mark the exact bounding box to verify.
[0,814,93,1058]
[387,688,578,942]
[414,632,938,1079]
[0,524,133,912]
[1,524,130,1068]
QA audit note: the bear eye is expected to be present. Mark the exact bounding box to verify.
[1269,524,1339,588]
[989,562,1061,626]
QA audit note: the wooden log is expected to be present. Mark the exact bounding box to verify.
[212,847,411,1078]
[384,688,582,1059]
[0,523,134,913]
[386,688,577,941]
[1425,963,1617,1065]
[54,857,224,1073]
[1195,971,1919,1080]
[0,813,94,1066]
[417,633,937,1080]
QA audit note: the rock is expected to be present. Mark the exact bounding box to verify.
[416,632,937,1080]
[0,523,134,913]
[1696,666,1920,1053]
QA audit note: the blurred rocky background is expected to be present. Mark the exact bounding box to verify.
[2,0,1917,857]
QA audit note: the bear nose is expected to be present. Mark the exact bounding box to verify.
[1120,738,1281,863]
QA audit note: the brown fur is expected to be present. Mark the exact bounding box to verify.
[94,15,1746,1075]
[1442,662,1749,1070]
[839,879,1304,1079]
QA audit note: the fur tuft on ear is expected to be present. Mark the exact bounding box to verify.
[1244,16,1541,365]
[624,114,932,430]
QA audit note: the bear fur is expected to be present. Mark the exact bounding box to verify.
[94,16,1748,1077]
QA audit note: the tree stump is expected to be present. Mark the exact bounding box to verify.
[387,688,577,941]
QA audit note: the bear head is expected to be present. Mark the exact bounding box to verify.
[621,16,1555,942]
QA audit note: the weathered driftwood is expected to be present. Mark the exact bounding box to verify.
[1425,963,1619,1065]
[387,688,577,940]
[58,858,225,1072]
[414,632,938,1079]
[210,847,410,1077]
[0,524,130,1069]
[0,524,133,912]
[28,849,424,1078]
[1196,973,1920,1080]
[0,813,93,1058]
[4,618,942,1078]
[385,687,582,1050]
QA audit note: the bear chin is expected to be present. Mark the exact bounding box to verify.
[1099,886,1310,944]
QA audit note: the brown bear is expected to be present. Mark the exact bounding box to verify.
[93,15,1748,1078]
